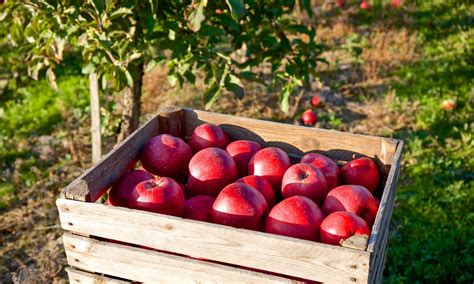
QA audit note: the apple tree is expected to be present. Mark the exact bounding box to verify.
[1,0,326,143]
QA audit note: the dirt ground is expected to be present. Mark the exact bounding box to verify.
[1,2,419,283]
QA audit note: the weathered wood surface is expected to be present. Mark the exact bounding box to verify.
[183,109,399,165]
[61,107,183,203]
[66,267,129,284]
[57,199,371,283]
[367,141,403,253]
[63,233,302,283]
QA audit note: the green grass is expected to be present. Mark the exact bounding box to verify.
[377,1,474,282]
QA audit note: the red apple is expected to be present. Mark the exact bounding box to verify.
[183,195,216,222]
[188,123,230,152]
[281,163,328,205]
[391,0,400,8]
[301,109,317,126]
[187,147,238,196]
[311,95,325,108]
[140,134,192,181]
[265,196,324,241]
[337,0,344,8]
[226,140,262,177]
[129,177,185,216]
[320,211,370,246]
[441,99,456,111]
[301,153,340,190]
[341,157,380,192]
[322,185,379,226]
[107,169,154,207]
[248,147,291,190]
[236,175,276,207]
[360,0,370,10]
[212,183,268,231]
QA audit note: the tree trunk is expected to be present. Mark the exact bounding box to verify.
[89,72,102,164]
[117,61,144,143]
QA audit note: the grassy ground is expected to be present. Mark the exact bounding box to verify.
[1,1,472,282]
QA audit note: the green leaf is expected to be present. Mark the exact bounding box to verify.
[92,0,105,15]
[203,80,221,110]
[280,87,291,113]
[225,74,245,99]
[46,67,58,90]
[187,1,206,32]
[110,8,133,20]
[226,0,245,21]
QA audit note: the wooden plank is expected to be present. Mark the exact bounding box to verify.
[183,109,399,165]
[57,199,371,283]
[370,227,389,284]
[63,233,302,283]
[61,107,183,202]
[89,72,102,164]
[367,141,403,253]
[66,267,130,283]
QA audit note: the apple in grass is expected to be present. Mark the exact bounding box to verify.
[212,183,268,231]
[183,196,216,222]
[341,157,380,192]
[301,109,317,126]
[107,169,154,207]
[188,123,230,153]
[248,147,291,190]
[236,175,276,207]
[311,95,325,108]
[301,153,340,190]
[187,148,238,196]
[140,134,192,181]
[129,177,185,217]
[265,196,324,241]
[281,163,328,205]
[226,140,262,177]
[322,185,379,226]
[320,211,370,246]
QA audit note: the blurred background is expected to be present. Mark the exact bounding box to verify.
[0,0,472,283]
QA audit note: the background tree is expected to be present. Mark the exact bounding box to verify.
[1,0,326,143]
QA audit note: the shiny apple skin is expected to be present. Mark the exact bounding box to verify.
[129,177,185,217]
[226,140,262,177]
[301,153,340,190]
[322,185,379,226]
[320,211,370,246]
[107,169,154,207]
[248,147,291,190]
[265,196,324,241]
[236,175,276,207]
[340,157,380,193]
[281,163,328,205]
[212,183,268,231]
[188,123,229,153]
[140,134,192,181]
[187,148,238,196]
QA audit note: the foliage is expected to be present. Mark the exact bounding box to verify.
[1,0,326,112]
[381,1,474,282]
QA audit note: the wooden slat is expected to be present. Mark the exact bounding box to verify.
[371,227,389,284]
[183,109,399,164]
[66,267,130,283]
[367,141,403,253]
[61,107,183,202]
[63,233,301,283]
[57,199,371,283]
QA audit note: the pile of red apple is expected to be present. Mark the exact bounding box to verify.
[107,123,381,247]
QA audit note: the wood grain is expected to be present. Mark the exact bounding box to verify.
[367,141,403,253]
[61,107,184,203]
[63,233,301,283]
[57,199,371,283]
[183,109,399,165]
[66,267,129,284]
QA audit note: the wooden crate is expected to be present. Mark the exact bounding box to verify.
[57,107,403,283]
